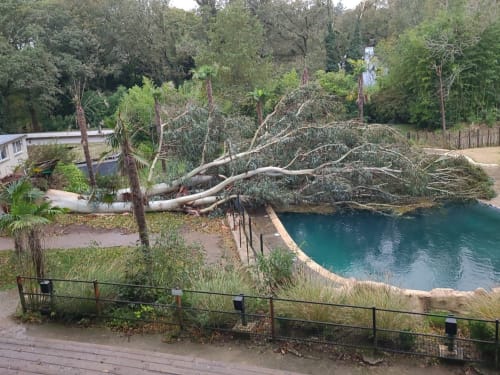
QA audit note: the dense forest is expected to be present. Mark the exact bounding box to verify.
[0,0,498,135]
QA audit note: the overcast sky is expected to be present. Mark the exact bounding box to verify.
[170,0,363,11]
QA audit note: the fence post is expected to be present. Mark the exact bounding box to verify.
[477,129,480,147]
[176,293,183,329]
[488,128,491,146]
[495,319,499,369]
[260,233,264,256]
[239,215,242,248]
[372,307,377,350]
[269,296,275,341]
[93,280,101,316]
[469,130,471,148]
[16,276,26,313]
[458,130,461,149]
[407,132,410,141]
[249,216,253,249]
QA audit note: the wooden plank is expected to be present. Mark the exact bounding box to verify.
[0,337,303,375]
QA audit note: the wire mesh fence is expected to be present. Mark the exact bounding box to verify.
[16,276,499,368]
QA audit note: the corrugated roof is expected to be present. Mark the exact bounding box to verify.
[0,134,26,145]
[27,130,114,138]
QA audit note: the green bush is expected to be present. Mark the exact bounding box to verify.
[255,247,295,292]
[52,162,89,193]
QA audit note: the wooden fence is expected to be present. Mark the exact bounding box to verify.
[406,126,500,150]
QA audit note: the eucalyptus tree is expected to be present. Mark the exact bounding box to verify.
[46,85,493,215]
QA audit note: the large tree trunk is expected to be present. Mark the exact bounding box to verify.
[76,100,96,188]
[28,228,44,279]
[256,101,263,126]
[122,130,150,249]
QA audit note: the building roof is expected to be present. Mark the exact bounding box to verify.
[27,130,114,139]
[0,134,27,145]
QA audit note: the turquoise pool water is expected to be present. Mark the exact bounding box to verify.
[279,204,500,291]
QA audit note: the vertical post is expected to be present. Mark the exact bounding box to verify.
[249,217,253,249]
[488,128,491,146]
[239,216,242,248]
[495,319,499,369]
[448,132,451,147]
[469,130,471,148]
[260,233,264,256]
[477,129,480,148]
[16,276,26,313]
[372,307,377,350]
[176,294,183,329]
[93,280,101,316]
[458,130,461,149]
[407,132,410,141]
[269,296,275,341]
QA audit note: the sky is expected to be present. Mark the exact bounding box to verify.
[170,0,363,11]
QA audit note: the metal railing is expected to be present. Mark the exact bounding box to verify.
[16,276,499,367]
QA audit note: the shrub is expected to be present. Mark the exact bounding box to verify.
[255,248,294,292]
[51,162,89,193]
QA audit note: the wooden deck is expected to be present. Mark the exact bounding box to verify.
[0,336,304,375]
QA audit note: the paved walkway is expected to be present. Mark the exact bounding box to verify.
[0,336,303,375]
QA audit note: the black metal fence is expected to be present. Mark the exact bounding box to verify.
[230,200,264,265]
[406,126,500,149]
[16,276,499,368]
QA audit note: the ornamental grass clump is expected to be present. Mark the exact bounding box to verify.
[276,273,345,324]
[465,291,500,358]
[186,265,259,329]
[343,283,422,332]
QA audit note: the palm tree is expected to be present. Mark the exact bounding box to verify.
[192,64,219,165]
[248,88,269,126]
[0,179,65,278]
[108,116,150,250]
[192,64,218,112]
[73,80,96,188]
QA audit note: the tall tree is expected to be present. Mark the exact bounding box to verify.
[0,179,64,278]
[197,0,272,105]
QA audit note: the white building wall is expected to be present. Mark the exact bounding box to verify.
[0,137,28,178]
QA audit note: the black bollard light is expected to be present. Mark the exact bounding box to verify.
[233,294,247,326]
[445,315,458,352]
[39,280,53,294]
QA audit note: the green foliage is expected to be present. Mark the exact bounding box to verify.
[52,162,89,193]
[316,69,356,98]
[119,226,204,301]
[196,0,272,106]
[255,248,294,292]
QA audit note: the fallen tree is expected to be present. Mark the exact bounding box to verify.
[45,85,494,214]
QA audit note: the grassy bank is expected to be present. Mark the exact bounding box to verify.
[0,246,131,291]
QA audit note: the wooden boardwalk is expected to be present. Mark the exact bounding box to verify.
[0,336,304,375]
